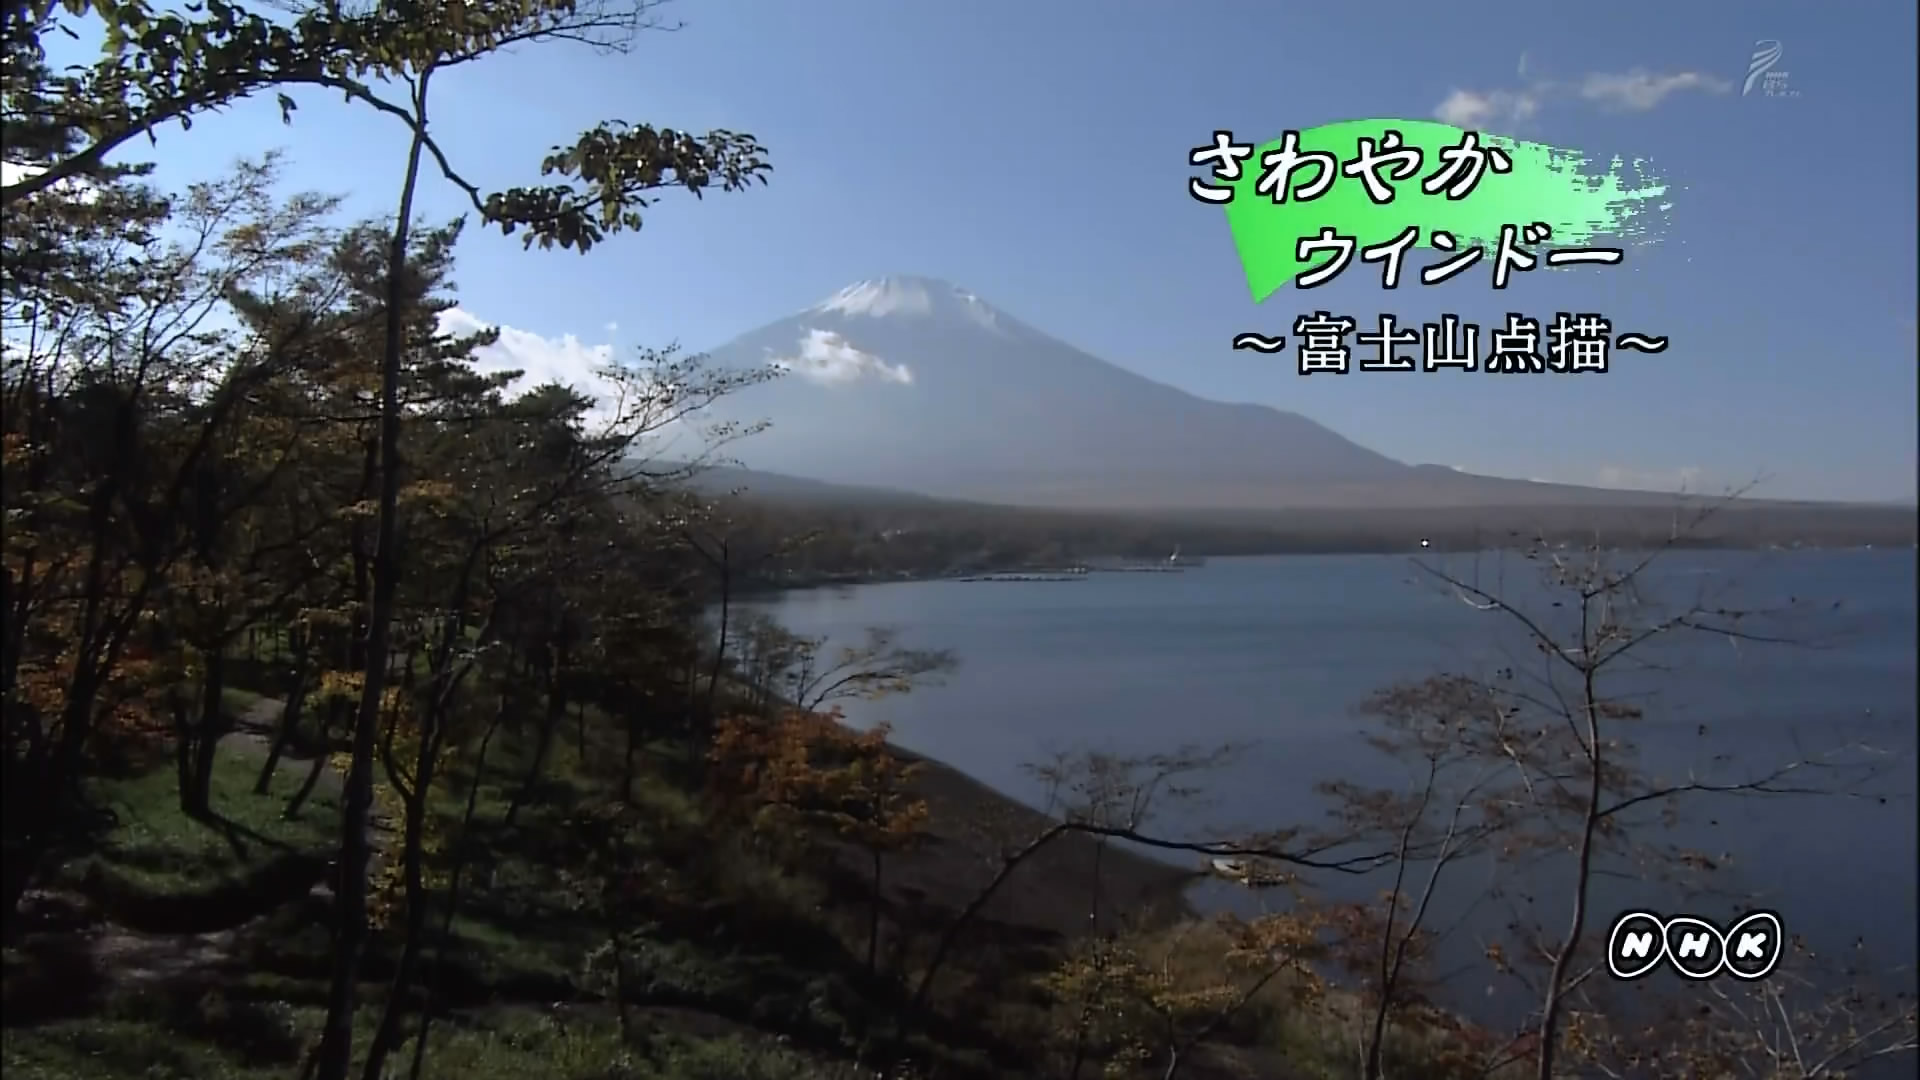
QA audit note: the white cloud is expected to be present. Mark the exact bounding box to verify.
[768,329,914,386]
[1434,55,1730,130]
[604,320,620,335]
[1,159,98,203]
[1434,88,1542,129]
[1579,70,1731,111]
[437,307,629,425]
[433,309,734,455]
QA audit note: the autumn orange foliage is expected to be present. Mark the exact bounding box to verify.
[708,707,929,852]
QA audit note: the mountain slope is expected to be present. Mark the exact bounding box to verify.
[690,276,1717,511]
[680,464,943,506]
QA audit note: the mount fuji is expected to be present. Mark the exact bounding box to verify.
[688,276,1685,512]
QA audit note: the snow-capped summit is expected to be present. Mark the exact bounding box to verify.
[812,275,1009,335]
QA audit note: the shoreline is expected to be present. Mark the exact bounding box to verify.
[726,678,1201,938]
[741,543,1905,596]
[818,732,1201,941]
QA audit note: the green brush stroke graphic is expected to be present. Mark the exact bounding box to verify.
[1221,118,1670,303]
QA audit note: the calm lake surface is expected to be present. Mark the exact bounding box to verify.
[739,549,1918,1026]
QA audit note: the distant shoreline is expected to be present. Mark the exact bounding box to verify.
[741,542,1910,596]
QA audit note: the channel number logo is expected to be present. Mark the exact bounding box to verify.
[1606,910,1785,981]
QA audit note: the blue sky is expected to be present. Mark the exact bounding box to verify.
[94,0,1919,502]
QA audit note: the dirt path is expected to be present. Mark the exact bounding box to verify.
[230,693,404,896]
[87,919,253,988]
[25,697,380,998]
[236,694,286,737]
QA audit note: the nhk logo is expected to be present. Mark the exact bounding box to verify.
[1606,910,1785,981]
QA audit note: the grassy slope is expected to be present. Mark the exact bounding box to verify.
[2,680,1500,1080]
[67,743,339,899]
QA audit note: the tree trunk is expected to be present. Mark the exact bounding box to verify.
[679,655,701,759]
[505,627,566,823]
[284,700,336,820]
[173,693,195,814]
[867,847,883,976]
[503,666,562,829]
[703,544,730,719]
[183,649,228,817]
[608,908,632,1045]
[257,678,312,795]
[256,634,314,794]
[361,742,434,1080]
[1534,669,1606,1080]
[186,725,221,817]
[1066,960,1100,1080]
[314,102,428,1080]
[1089,836,1106,929]
[622,700,638,806]
[1364,1000,1389,1080]
[406,702,504,1080]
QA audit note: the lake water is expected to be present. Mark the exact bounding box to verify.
[738,549,1918,1030]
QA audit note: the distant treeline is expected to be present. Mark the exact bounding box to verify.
[694,489,1919,589]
